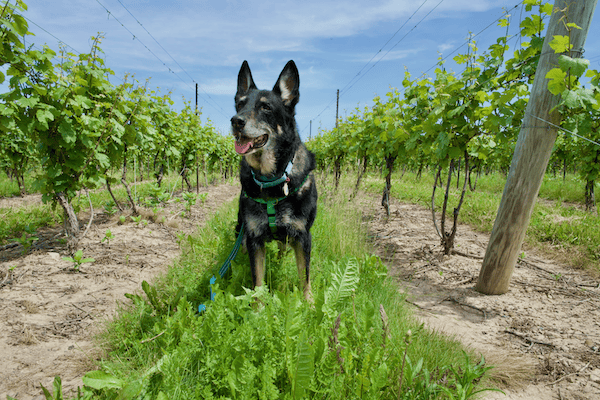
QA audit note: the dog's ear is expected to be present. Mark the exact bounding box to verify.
[273,60,299,108]
[236,60,256,98]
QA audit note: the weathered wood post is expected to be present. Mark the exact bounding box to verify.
[476,0,597,295]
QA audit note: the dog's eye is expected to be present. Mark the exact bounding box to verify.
[236,100,246,110]
[260,103,272,112]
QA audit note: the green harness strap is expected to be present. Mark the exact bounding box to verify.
[247,194,287,236]
[251,161,293,190]
[243,174,309,237]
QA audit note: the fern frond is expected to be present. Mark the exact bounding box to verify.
[323,258,360,317]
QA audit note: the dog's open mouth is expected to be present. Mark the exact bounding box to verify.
[235,134,269,154]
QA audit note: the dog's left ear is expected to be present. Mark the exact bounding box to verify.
[273,60,299,108]
[237,60,257,98]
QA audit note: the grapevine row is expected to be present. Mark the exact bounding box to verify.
[307,0,600,253]
[0,0,238,251]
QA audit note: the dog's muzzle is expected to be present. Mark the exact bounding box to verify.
[234,134,268,154]
[231,116,269,154]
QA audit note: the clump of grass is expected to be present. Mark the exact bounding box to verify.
[0,173,194,244]
[539,173,593,204]
[87,194,500,399]
[0,204,62,245]
[528,202,600,269]
[0,169,36,197]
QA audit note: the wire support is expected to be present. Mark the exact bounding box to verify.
[303,0,528,135]
[525,113,600,148]
[341,0,445,98]
[94,0,229,118]
[114,0,228,118]
[338,0,432,97]
[21,15,81,54]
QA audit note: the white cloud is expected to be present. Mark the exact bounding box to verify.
[438,42,456,53]
[197,78,236,96]
[23,0,517,71]
[351,48,422,63]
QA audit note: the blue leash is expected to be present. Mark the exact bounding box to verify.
[198,222,245,313]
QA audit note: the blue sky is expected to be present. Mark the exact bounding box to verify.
[10,0,600,139]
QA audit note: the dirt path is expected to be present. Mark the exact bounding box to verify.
[361,195,600,400]
[2,183,599,399]
[0,194,42,210]
[0,183,239,400]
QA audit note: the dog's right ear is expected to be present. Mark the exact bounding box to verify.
[236,60,256,99]
[273,60,299,108]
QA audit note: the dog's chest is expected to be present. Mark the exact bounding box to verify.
[242,193,306,239]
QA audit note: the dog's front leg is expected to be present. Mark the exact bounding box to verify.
[248,241,266,288]
[291,236,312,302]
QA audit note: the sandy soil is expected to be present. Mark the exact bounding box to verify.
[361,195,600,400]
[1,183,599,399]
[0,183,239,400]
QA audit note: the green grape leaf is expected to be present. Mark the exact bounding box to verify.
[558,55,589,77]
[546,68,566,95]
[549,35,571,53]
[58,120,76,145]
[36,109,54,126]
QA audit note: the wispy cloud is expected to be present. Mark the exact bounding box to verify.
[438,42,456,54]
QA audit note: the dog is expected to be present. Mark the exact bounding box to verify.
[231,60,317,301]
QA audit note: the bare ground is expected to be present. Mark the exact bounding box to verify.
[0,183,239,400]
[359,194,600,400]
[1,183,600,399]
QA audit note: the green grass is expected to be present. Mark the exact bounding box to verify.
[0,167,180,198]
[538,173,592,204]
[0,169,37,197]
[0,203,63,244]
[361,169,600,271]
[0,172,229,245]
[0,167,228,199]
[84,194,500,399]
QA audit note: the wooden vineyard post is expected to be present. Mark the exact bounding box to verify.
[476,0,597,295]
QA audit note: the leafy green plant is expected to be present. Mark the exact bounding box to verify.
[103,201,118,216]
[322,258,360,317]
[40,376,64,400]
[62,250,95,271]
[439,352,504,399]
[101,229,115,246]
[9,228,38,254]
[129,215,149,227]
[39,376,91,400]
[145,184,171,207]
[552,273,563,281]
[181,191,197,215]
[124,280,185,316]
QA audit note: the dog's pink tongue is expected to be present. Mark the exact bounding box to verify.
[235,141,252,154]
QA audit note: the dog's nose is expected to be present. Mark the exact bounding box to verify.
[231,116,246,131]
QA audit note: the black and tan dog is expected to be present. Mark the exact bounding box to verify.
[231,60,317,300]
